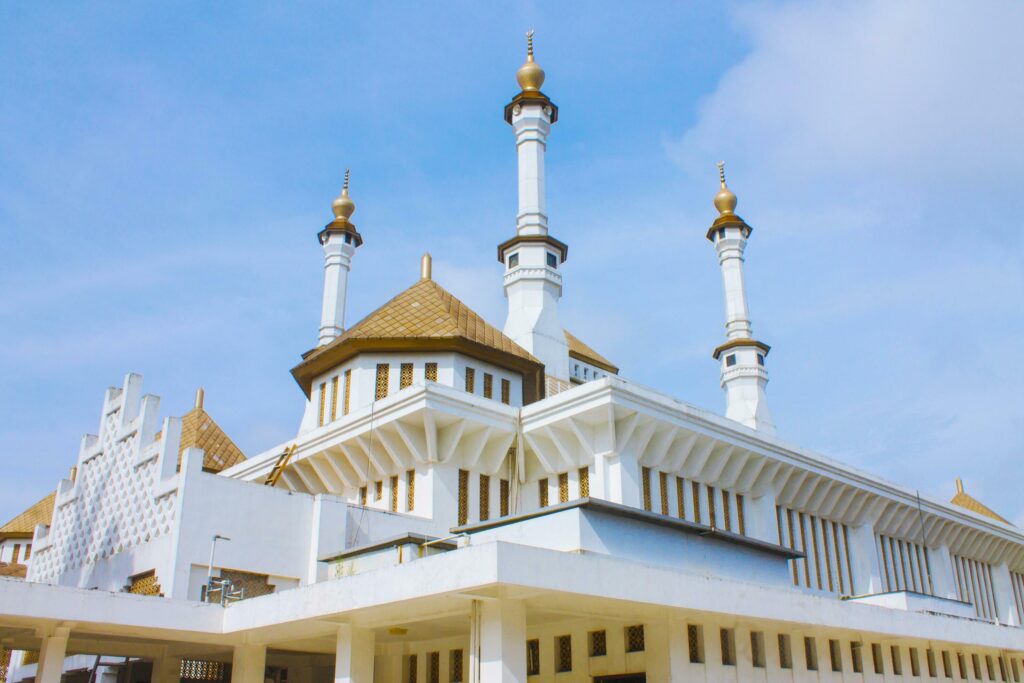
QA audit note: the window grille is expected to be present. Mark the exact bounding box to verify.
[501,378,510,404]
[804,637,818,671]
[449,649,463,683]
[425,362,438,382]
[458,470,469,526]
[11,545,20,565]
[659,471,669,515]
[180,660,226,681]
[750,631,765,668]
[778,505,854,595]
[500,479,510,516]
[483,373,493,399]
[408,654,417,683]
[578,467,589,497]
[375,480,383,501]
[777,634,792,669]
[721,490,731,530]
[720,628,735,665]
[687,625,703,663]
[820,518,834,591]
[558,472,569,503]
[676,476,685,519]
[625,625,645,653]
[0,648,10,683]
[951,553,998,619]
[707,485,717,527]
[479,475,490,521]
[128,570,161,596]
[24,544,30,560]
[973,654,982,680]
[829,639,842,672]
[1013,571,1024,627]
[343,369,352,414]
[400,363,413,390]
[641,467,652,511]
[390,475,399,512]
[428,652,440,683]
[736,493,745,535]
[330,375,339,421]
[871,643,884,674]
[851,642,863,673]
[555,635,572,672]
[526,640,540,676]
[538,478,548,507]
[464,367,475,393]
[910,647,920,677]
[406,469,415,511]
[359,486,367,506]
[878,533,933,596]
[691,481,701,523]
[318,382,327,426]
[589,630,606,657]
[375,364,390,400]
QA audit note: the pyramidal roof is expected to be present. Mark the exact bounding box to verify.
[950,478,1011,525]
[293,278,545,400]
[178,406,247,472]
[0,491,55,539]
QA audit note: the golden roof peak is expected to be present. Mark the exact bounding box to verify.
[714,160,737,216]
[331,168,356,222]
[195,387,205,411]
[421,252,432,280]
[516,29,545,92]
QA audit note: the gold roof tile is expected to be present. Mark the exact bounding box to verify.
[179,407,247,473]
[950,477,1011,525]
[0,492,55,539]
[564,329,618,374]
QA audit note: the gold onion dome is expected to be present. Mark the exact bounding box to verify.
[516,29,545,92]
[714,161,738,216]
[332,169,356,222]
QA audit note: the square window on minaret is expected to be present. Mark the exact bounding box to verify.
[546,252,557,268]
[508,253,519,268]
[726,354,737,367]
[757,354,765,366]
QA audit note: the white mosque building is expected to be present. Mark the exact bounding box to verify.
[2,33,1023,683]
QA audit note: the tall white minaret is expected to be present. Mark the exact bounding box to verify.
[317,170,363,346]
[708,162,775,434]
[500,31,570,387]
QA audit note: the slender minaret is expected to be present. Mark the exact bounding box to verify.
[500,31,570,385]
[707,162,775,434]
[317,170,363,346]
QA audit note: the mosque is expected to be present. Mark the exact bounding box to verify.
[2,32,1023,683]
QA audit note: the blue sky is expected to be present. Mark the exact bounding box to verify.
[2,1,1022,525]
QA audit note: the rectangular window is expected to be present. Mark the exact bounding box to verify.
[943,651,953,679]
[375,480,383,500]
[891,646,902,675]
[12,544,21,565]
[343,369,352,414]
[707,485,717,527]
[555,635,572,673]
[687,625,704,664]
[589,630,607,657]
[24,544,31,560]
[579,467,589,497]
[778,634,792,669]
[804,637,818,671]
[750,631,765,668]
[464,367,475,393]
[725,354,737,367]
[558,472,569,503]
[457,470,469,526]
[526,639,540,676]
[973,654,982,680]
[508,253,519,268]
[318,382,327,426]
[538,478,548,507]
[851,642,863,673]
[428,652,439,683]
[692,480,702,523]
[546,252,558,269]
[359,486,367,506]
[406,469,416,511]
[1000,656,1008,682]
[625,625,645,653]
[872,643,884,675]
[910,646,920,677]
[958,652,967,680]
[722,490,732,530]
[660,471,669,514]
[500,479,510,516]
[483,373,493,399]
[407,654,417,683]
[926,649,937,678]
[375,364,390,400]
[425,362,438,382]
[641,467,652,511]
[676,476,686,519]
[449,649,463,683]
[390,475,399,512]
[400,362,413,390]
[986,655,996,681]
[501,378,511,404]
[829,639,842,672]
[720,629,735,666]
[1012,658,1020,683]
[479,474,490,521]
[736,493,746,535]
[330,375,339,421]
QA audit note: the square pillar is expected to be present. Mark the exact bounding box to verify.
[929,545,958,600]
[846,523,884,594]
[746,492,780,544]
[334,624,374,683]
[478,599,526,683]
[151,654,182,683]
[36,627,70,683]
[230,644,266,683]
[992,563,1020,627]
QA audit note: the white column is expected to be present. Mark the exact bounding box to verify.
[929,545,958,600]
[847,523,884,595]
[715,238,752,340]
[666,619,695,683]
[992,563,1019,626]
[230,644,266,683]
[36,627,69,683]
[477,599,526,683]
[319,235,355,346]
[746,491,780,544]
[513,105,550,236]
[151,654,182,683]
[334,624,374,683]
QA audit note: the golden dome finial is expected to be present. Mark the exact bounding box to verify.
[421,252,432,280]
[331,168,356,222]
[713,160,737,216]
[516,29,545,92]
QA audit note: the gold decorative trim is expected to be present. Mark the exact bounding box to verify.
[496,233,568,264]
[712,338,771,360]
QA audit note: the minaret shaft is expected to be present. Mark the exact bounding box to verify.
[319,238,355,345]
[515,119,549,235]
[716,242,753,339]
